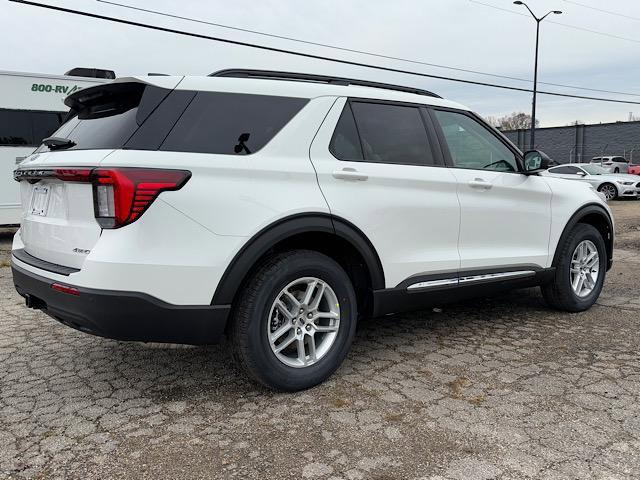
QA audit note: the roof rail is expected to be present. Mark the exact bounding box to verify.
[210,69,441,98]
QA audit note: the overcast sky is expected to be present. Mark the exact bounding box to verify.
[2,0,640,127]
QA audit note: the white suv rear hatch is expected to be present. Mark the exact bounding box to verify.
[14,77,184,270]
[17,151,114,269]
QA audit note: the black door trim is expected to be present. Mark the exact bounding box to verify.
[373,267,555,317]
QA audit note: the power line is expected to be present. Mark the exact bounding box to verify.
[562,0,640,22]
[469,0,640,44]
[9,0,640,106]
[96,0,640,97]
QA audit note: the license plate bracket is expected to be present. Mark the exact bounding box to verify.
[30,185,51,216]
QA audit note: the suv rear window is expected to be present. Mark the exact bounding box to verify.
[38,85,307,155]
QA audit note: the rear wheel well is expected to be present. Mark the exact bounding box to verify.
[260,232,373,316]
[598,182,617,194]
[223,231,377,334]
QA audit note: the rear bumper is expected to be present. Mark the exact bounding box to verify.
[12,263,230,345]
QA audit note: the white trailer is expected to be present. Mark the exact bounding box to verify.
[0,70,109,226]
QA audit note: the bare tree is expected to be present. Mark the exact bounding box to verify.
[487,112,540,131]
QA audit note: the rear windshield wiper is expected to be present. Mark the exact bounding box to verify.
[42,137,77,151]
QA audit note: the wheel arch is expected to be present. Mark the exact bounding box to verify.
[211,213,386,313]
[552,203,614,270]
[597,182,619,198]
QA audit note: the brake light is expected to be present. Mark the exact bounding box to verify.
[30,167,190,228]
[92,168,191,228]
[54,169,93,182]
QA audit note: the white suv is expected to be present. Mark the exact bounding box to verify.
[11,70,614,391]
[591,156,629,174]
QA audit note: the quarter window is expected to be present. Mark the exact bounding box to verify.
[345,102,435,165]
[432,110,519,172]
[161,92,308,155]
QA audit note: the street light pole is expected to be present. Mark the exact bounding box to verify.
[531,19,540,151]
[513,1,562,151]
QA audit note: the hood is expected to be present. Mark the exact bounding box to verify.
[597,173,640,182]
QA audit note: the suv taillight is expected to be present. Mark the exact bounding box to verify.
[91,169,191,228]
[51,167,191,228]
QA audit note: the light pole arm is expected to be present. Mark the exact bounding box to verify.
[519,2,538,20]
[539,11,554,22]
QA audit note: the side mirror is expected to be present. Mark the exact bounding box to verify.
[523,150,552,174]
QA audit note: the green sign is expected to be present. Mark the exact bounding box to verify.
[31,83,83,95]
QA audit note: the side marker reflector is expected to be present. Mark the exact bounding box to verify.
[51,283,80,296]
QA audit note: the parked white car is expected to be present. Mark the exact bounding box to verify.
[591,156,629,174]
[542,163,640,200]
[11,70,614,391]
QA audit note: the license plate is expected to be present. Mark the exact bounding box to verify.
[30,185,51,216]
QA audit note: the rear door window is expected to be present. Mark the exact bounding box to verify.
[160,92,308,155]
[344,101,436,165]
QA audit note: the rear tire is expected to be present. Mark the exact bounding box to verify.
[230,250,357,391]
[541,224,607,312]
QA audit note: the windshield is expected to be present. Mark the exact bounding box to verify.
[581,164,609,175]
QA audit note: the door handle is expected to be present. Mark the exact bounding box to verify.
[468,178,492,190]
[332,167,368,181]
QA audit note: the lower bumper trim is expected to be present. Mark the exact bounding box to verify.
[12,263,230,345]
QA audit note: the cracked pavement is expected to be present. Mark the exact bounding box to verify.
[1,201,639,479]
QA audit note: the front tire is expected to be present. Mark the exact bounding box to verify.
[598,183,617,201]
[230,250,357,391]
[541,224,607,312]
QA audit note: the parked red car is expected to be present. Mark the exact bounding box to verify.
[629,164,640,175]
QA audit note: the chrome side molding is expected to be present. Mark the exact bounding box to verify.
[459,270,536,284]
[407,278,458,291]
[407,270,536,291]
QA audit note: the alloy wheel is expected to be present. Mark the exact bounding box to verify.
[570,240,600,297]
[599,184,616,200]
[267,277,340,368]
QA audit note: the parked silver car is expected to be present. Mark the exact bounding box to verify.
[542,163,640,200]
[590,156,629,173]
